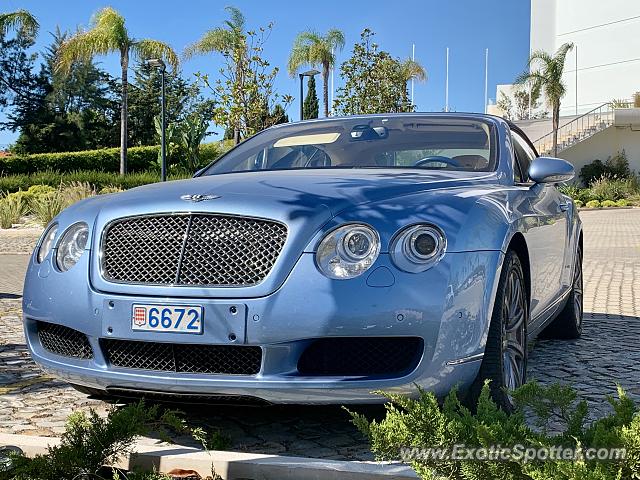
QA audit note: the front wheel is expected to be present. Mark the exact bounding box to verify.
[468,250,528,411]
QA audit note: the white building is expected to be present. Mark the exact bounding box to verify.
[491,0,640,179]
[531,0,640,116]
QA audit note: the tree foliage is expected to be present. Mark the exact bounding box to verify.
[333,29,420,116]
[303,74,319,120]
[288,28,344,117]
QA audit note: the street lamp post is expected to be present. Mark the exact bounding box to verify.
[146,58,167,181]
[298,69,320,121]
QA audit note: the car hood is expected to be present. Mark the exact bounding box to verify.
[111,168,497,218]
[65,169,497,298]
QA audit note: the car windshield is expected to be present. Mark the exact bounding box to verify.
[202,116,496,175]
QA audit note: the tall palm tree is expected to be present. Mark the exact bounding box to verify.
[288,29,345,117]
[57,7,178,175]
[516,42,574,156]
[399,59,427,110]
[0,9,39,37]
[184,6,246,143]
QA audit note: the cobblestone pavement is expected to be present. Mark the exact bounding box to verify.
[0,209,639,460]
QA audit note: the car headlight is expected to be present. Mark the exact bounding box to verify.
[390,224,446,273]
[316,224,380,279]
[55,222,89,271]
[36,223,58,263]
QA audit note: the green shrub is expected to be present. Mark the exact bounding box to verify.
[31,190,67,226]
[574,199,584,208]
[586,200,601,208]
[0,142,228,176]
[616,199,629,207]
[601,200,617,208]
[1,401,217,480]
[0,192,28,228]
[579,151,633,186]
[99,185,124,195]
[348,381,638,480]
[589,175,638,201]
[0,171,191,194]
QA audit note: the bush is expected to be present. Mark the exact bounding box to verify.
[348,381,639,480]
[574,199,584,208]
[0,142,227,176]
[601,200,617,208]
[0,170,191,194]
[586,200,601,208]
[580,151,633,186]
[1,400,219,480]
[589,175,638,201]
[616,199,629,207]
[0,192,28,228]
[31,190,68,226]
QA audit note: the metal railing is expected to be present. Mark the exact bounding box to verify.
[532,101,632,155]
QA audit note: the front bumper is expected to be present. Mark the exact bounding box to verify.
[23,250,503,404]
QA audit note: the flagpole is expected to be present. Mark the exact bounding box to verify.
[445,47,449,112]
[484,48,489,114]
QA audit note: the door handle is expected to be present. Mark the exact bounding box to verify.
[559,203,569,212]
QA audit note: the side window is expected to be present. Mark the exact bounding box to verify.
[511,133,535,184]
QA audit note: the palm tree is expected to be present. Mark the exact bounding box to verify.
[184,6,246,143]
[288,29,345,117]
[399,59,427,110]
[516,42,574,156]
[0,9,39,37]
[57,7,178,175]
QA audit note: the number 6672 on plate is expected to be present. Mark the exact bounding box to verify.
[131,304,203,334]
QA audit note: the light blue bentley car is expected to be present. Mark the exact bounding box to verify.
[23,114,583,408]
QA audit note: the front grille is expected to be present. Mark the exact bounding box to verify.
[101,213,287,287]
[297,337,423,377]
[101,339,262,375]
[38,322,93,359]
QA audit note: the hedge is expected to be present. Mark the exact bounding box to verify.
[0,142,227,175]
[0,170,192,193]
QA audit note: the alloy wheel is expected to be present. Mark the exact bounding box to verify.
[501,267,527,391]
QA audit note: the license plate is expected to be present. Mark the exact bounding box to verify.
[131,304,203,334]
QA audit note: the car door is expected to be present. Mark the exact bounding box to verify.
[512,132,569,320]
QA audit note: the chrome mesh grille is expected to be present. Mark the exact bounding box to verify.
[101,214,287,287]
[101,339,262,375]
[38,322,93,359]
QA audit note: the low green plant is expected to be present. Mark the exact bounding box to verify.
[586,200,601,209]
[99,185,124,195]
[616,199,629,207]
[574,199,584,208]
[579,151,633,186]
[0,192,28,228]
[30,190,67,226]
[602,200,617,208]
[348,381,639,480]
[0,170,191,194]
[589,175,638,202]
[2,401,220,480]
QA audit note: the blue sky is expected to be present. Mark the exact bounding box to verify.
[0,0,531,146]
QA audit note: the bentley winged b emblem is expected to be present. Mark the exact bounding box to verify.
[180,194,220,202]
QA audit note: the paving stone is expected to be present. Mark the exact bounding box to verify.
[0,209,639,460]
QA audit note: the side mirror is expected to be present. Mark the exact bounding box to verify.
[528,156,575,183]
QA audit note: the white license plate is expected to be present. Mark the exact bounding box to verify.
[131,304,203,334]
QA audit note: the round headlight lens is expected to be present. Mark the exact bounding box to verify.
[391,224,446,273]
[37,224,58,263]
[316,224,380,279]
[55,222,89,272]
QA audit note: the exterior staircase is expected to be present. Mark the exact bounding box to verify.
[532,102,624,156]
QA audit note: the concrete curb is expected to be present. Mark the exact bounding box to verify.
[0,433,418,479]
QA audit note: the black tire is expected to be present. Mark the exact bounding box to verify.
[540,245,583,339]
[468,250,528,412]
